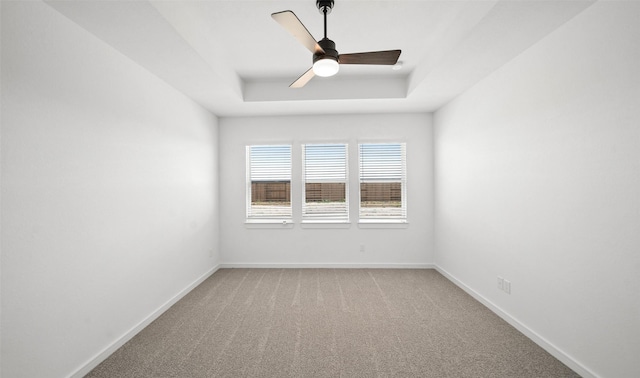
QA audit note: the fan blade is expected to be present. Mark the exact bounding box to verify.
[290,67,315,88]
[272,11,324,55]
[339,50,401,65]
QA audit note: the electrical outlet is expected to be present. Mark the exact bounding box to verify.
[359,244,365,252]
[504,280,511,294]
[497,276,504,291]
[209,249,214,258]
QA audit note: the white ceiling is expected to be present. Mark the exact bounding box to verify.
[45,0,595,117]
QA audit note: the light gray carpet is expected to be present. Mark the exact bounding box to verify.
[87,269,579,377]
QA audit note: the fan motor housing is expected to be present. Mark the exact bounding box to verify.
[314,38,339,63]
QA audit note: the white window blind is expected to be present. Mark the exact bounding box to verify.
[246,145,292,221]
[302,143,349,222]
[359,143,407,221]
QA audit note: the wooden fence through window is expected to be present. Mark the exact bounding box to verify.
[251,182,290,203]
[360,182,401,202]
[251,181,401,203]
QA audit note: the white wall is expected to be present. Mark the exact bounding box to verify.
[434,2,640,377]
[1,2,220,377]
[219,113,433,267]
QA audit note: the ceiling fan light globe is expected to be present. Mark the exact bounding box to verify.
[313,58,339,77]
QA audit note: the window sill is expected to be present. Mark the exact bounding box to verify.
[245,220,294,229]
[358,220,409,229]
[301,221,351,229]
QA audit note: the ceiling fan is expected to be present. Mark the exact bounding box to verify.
[272,0,401,88]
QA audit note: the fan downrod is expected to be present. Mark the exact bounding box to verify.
[314,1,338,63]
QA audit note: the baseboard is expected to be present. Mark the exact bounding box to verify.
[69,264,220,378]
[219,263,435,269]
[434,265,598,378]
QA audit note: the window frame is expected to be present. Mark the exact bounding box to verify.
[357,142,408,225]
[245,144,293,225]
[301,143,350,224]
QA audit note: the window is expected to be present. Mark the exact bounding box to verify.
[246,145,292,222]
[302,143,348,222]
[359,143,407,221]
